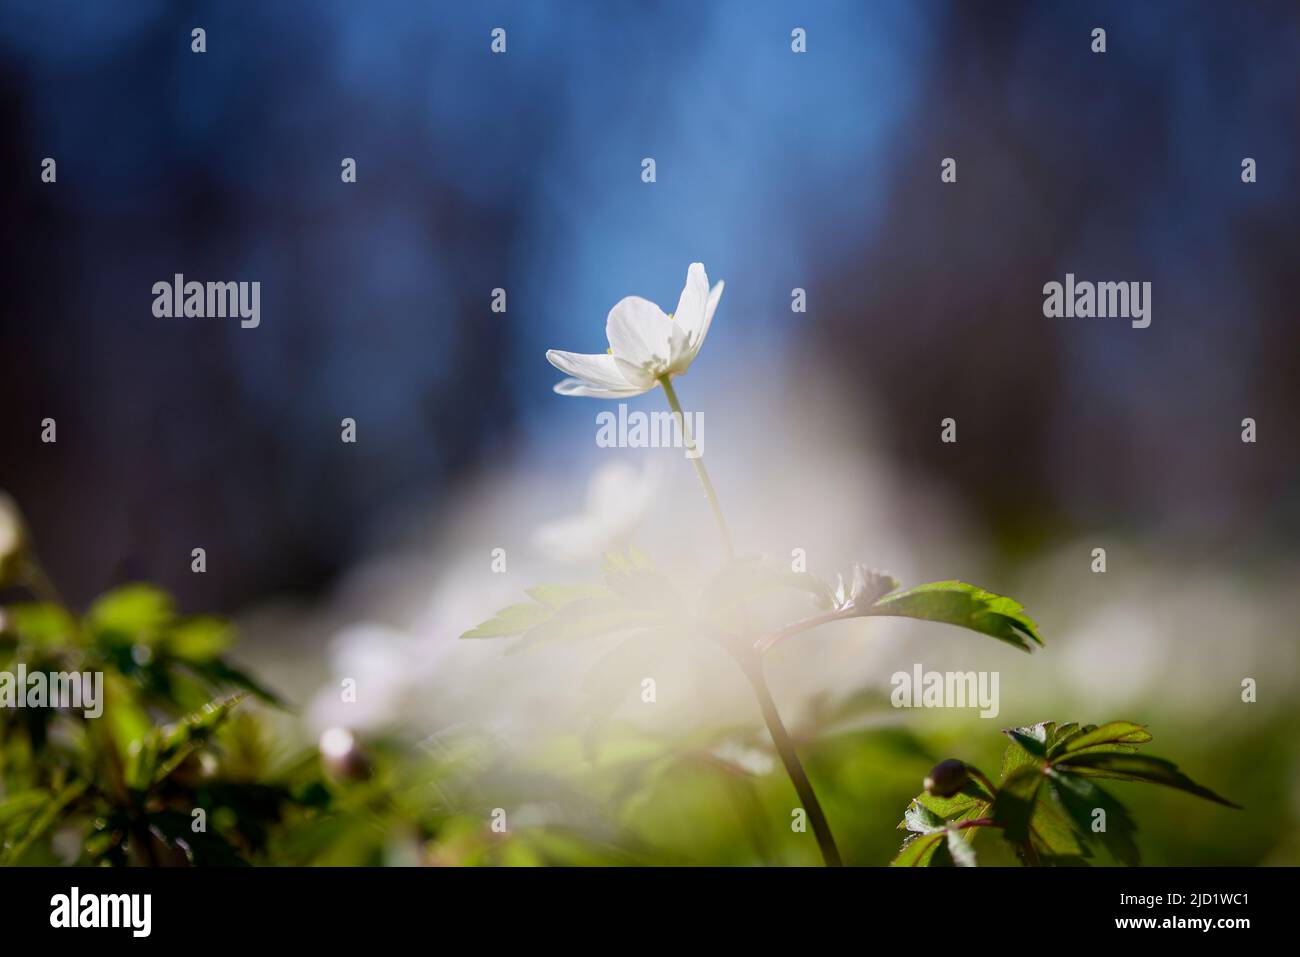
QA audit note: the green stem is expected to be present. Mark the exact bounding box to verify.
[739,651,844,866]
[657,373,843,867]
[658,375,733,559]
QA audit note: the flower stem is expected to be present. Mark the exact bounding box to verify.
[657,375,733,559]
[739,651,844,866]
[657,373,843,866]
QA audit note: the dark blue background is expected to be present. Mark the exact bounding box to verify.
[2,0,1297,609]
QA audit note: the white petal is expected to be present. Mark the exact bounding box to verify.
[551,374,647,397]
[606,296,673,376]
[532,514,609,563]
[552,377,650,398]
[686,279,724,361]
[546,350,635,389]
[672,263,709,343]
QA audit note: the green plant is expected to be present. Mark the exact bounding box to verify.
[463,262,1242,866]
[892,720,1239,866]
[465,263,1053,866]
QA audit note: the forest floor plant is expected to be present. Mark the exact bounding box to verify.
[465,263,1238,867]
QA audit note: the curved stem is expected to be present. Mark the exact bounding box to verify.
[657,373,843,866]
[739,651,843,866]
[755,607,851,654]
[968,767,999,800]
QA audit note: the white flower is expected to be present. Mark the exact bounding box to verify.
[0,492,30,587]
[308,623,431,732]
[546,263,724,397]
[532,460,658,562]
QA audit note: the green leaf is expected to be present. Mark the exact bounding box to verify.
[866,581,1042,652]
[188,657,286,706]
[1055,752,1240,808]
[1050,721,1152,758]
[1027,784,1091,863]
[524,584,608,608]
[88,584,174,641]
[1047,769,1140,866]
[1001,736,1044,781]
[3,603,77,646]
[991,764,1043,842]
[129,692,247,788]
[914,780,995,820]
[165,617,231,662]
[508,598,663,654]
[0,781,86,865]
[890,829,947,867]
[902,800,946,834]
[1004,722,1052,758]
[460,602,556,639]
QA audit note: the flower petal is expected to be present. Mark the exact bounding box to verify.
[547,350,649,398]
[685,279,724,361]
[606,296,673,377]
[546,350,633,388]
[552,377,650,399]
[672,263,710,344]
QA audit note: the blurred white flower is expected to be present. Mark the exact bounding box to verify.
[308,623,435,732]
[0,492,30,586]
[546,263,723,398]
[532,461,657,562]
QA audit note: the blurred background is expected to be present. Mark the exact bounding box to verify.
[2,0,1298,865]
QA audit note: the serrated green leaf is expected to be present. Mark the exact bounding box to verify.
[1027,784,1091,862]
[1055,752,1240,808]
[914,780,995,819]
[1004,722,1052,758]
[460,602,556,639]
[1001,736,1044,781]
[902,800,946,834]
[991,764,1043,842]
[890,829,947,867]
[1051,721,1152,758]
[867,580,1042,652]
[509,601,662,655]
[1047,768,1139,865]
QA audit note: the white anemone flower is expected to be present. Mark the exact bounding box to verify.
[546,263,724,397]
[532,460,659,562]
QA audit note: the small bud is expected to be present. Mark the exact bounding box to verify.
[319,727,371,781]
[923,759,970,798]
[848,564,899,607]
